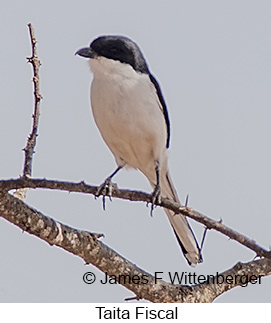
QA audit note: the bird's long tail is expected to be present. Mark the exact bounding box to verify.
[147,170,202,266]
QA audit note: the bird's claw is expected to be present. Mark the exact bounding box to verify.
[150,184,161,217]
[96,179,117,210]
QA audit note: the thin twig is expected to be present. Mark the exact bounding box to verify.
[24,23,42,177]
[14,24,42,200]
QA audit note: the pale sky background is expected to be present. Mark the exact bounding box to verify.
[1,0,271,303]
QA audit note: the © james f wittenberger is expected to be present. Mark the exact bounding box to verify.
[83,271,263,287]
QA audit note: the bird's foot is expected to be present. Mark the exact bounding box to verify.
[95,178,117,210]
[150,184,161,217]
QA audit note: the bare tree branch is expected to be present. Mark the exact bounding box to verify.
[14,23,42,200]
[1,177,270,259]
[0,191,270,303]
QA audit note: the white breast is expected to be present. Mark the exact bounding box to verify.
[89,57,168,173]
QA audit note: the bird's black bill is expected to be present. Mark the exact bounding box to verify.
[75,47,96,58]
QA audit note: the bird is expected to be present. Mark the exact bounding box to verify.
[76,35,202,266]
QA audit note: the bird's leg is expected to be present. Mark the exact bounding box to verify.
[150,162,161,216]
[96,166,122,210]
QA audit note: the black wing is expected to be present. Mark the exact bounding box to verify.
[149,73,170,148]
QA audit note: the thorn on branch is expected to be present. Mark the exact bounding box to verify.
[200,227,208,251]
[185,194,189,206]
[124,295,141,302]
[92,233,105,239]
